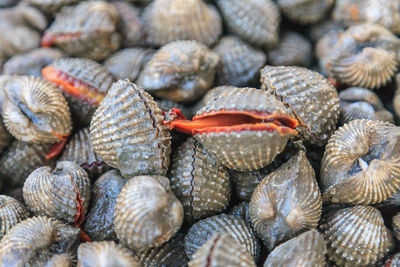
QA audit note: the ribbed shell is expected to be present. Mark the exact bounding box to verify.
[0,195,30,239]
[77,241,141,267]
[104,48,154,82]
[189,234,256,267]
[216,0,280,47]
[213,36,266,87]
[26,0,80,13]
[142,0,222,47]
[0,26,40,59]
[0,119,11,152]
[23,161,91,224]
[393,213,400,241]
[309,20,344,42]
[249,151,322,250]
[229,202,251,224]
[2,76,72,143]
[137,40,219,103]
[42,1,120,60]
[321,120,400,205]
[319,205,394,266]
[90,79,171,178]
[277,0,334,24]
[114,175,184,251]
[185,214,260,260]
[263,230,326,267]
[267,32,312,67]
[170,137,231,220]
[112,2,144,47]
[83,170,126,241]
[260,65,340,145]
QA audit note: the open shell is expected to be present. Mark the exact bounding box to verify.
[277,0,334,24]
[0,195,30,239]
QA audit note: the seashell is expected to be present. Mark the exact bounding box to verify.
[26,0,80,13]
[90,79,171,178]
[115,175,183,252]
[339,87,393,124]
[164,86,299,171]
[77,241,141,267]
[190,85,231,114]
[0,0,17,7]
[185,213,260,260]
[315,29,343,75]
[169,137,231,220]
[59,128,109,179]
[309,19,344,42]
[0,216,79,266]
[277,0,334,24]
[263,230,326,267]
[137,40,219,103]
[3,48,64,77]
[213,35,266,87]
[2,75,72,144]
[42,58,115,127]
[228,202,251,224]
[267,31,312,67]
[142,0,222,47]
[23,161,91,226]
[216,0,280,47]
[0,195,30,239]
[393,212,400,241]
[104,48,154,82]
[189,233,256,267]
[385,253,400,267]
[0,119,11,153]
[41,1,121,61]
[155,98,192,121]
[249,151,322,250]
[35,253,72,267]
[319,205,394,266]
[83,170,126,241]
[320,119,400,205]
[393,74,400,118]
[1,4,48,31]
[260,65,340,145]
[376,189,400,209]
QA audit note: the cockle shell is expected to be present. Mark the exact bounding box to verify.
[216,0,280,47]
[114,175,184,251]
[315,29,343,75]
[213,35,266,87]
[112,2,144,48]
[319,205,394,266]
[309,19,344,42]
[385,253,400,267]
[26,0,79,13]
[189,233,256,267]
[249,151,322,250]
[277,0,334,24]
[321,119,400,205]
[229,202,251,225]
[137,40,219,103]
[0,195,30,239]
[169,137,231,220]
[77,241,141,267]
[393,212,400,241]
[23,161,91,225]
[260,65,340,145]
[142,0,222,47]
[90,79,171,178]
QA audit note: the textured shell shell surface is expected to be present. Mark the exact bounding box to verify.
[393,212,400,242]
[277,0,334,24]
[0,195,30,239]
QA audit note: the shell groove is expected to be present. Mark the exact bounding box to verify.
[277,0,334,24]
[0,195,30,239]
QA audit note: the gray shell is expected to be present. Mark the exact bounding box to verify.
[277,0,334,24]
[112,2,144,47]
[26,0,80,13]
[0,195,30,239]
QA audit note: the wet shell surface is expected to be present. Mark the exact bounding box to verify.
[263,230,326,267]
[0,195,30,239]
[189,233,256,267]
[23,161,91,225]
[142,0,222,47]
[321,119,400,205]
[216,0,280,47]
[114,175,184,251]
[169,137,231,220]
[112,2,144,48]
[137,40,219,103]
[319,205,394,266]
[260,65,340,145]
[249,151,322,250]
[277,0,334,24]
[90,79,171,178]
[213,35,266,87]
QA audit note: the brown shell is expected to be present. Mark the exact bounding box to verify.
[249,151,322,251]
[319,205,394,266]
[112,2,144,47]
[0,195,30,239]
[260,65,340,145]
[23,161,91,224]
[137,40,219,103]
[90,79,171,178]
[213,35,266,87]
[2,76,72,143]
[189,233,256,267]
[216,0,280,47]
[77,241,140,267]
[321,119,400,205]
[277,0,334,24]
[114,175,184,252]
[263,230,326,267]
[142,0,222,47]
[393,212,400,241]
[169,137,231,221]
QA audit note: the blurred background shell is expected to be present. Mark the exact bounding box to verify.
[114,175,183,252]
[0,195,30,239]
[277,0,334,24]
[142,0,222,47]
[309,19,344,42]
[25,0,80,13]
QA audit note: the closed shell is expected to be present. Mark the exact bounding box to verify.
[0,26,40,59]
[26,0,80,13]
[0,195,30,239]
[277,0,334,24]
[90,79,171,178]
[112,2,144,47]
